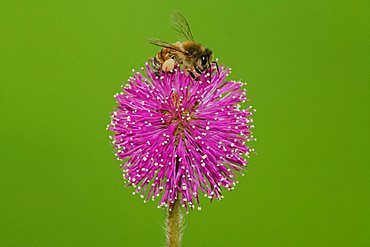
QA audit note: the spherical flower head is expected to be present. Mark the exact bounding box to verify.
[109,62,255,211]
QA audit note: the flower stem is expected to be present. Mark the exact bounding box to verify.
[166,198,181,247]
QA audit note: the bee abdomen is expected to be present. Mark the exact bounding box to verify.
[152,53,162,73]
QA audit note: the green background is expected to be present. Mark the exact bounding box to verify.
[1,0,369,246]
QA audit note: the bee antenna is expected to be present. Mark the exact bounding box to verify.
[212,60,220,75]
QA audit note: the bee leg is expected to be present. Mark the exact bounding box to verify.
[187,70,199,81]
[172,55,182,65]
[212,60,220,75]
[162,58,175,72]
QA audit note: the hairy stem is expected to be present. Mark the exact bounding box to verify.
[166,198,182,247]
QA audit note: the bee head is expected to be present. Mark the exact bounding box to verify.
[198,48,213,71]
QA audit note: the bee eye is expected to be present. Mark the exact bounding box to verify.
[201,55,208,66]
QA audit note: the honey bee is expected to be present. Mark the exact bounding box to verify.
[149,11,218,79]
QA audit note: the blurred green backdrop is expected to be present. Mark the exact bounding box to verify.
[1,0,369,246]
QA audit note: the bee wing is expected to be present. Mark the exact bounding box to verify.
[148,38,185,53]
[171,11,194,41]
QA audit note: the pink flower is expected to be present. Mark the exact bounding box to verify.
[109,63,255,211]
